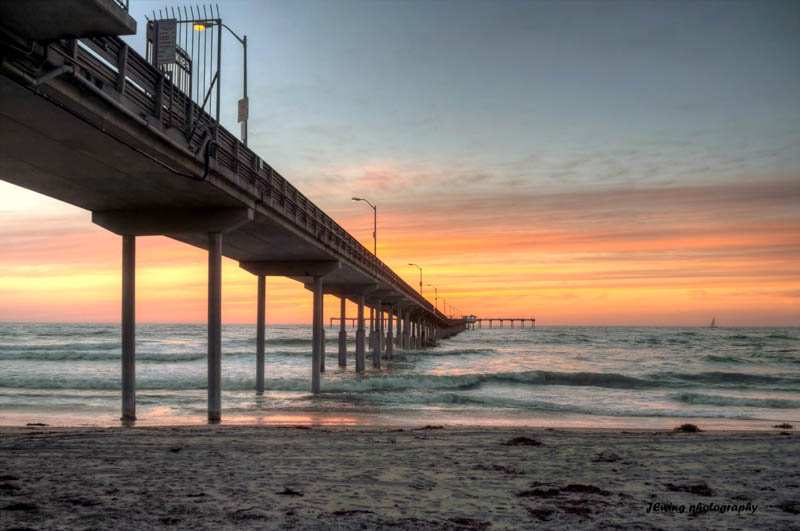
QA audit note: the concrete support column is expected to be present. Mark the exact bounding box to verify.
[410,320,416,349]
[386,307,394,359]
[402,312,409,349]
[311,276,323,394]
[355,295,366,373]
[373,301,382,368]
[321,322,326,373]
[208,232,222,423]
[396,309,403,349]
[395,305,402,348]
[338,297,347,368]
[256,274,266,395]
[121,234,136,422]
[368,307,374,351]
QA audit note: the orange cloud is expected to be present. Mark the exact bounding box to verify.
[0,176,798,325]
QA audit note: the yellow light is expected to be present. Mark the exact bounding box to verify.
[193,23,206,31]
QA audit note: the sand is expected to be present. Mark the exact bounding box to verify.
[1,425,798,530]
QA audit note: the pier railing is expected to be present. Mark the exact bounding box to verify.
[18,34,440,319]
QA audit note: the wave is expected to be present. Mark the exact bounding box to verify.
[672,392,800,409]
[655,371,800,387]
[1,365,798,394]
[703,354,742,364]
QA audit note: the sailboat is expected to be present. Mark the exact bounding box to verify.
[709,317,717,329]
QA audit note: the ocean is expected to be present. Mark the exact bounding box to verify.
[0,323,798,429]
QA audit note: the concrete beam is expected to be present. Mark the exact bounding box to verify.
[93,207,253,236]
[366,289,402,305]
[241,260,340,278]
[315,283,378,299]
[0,0,137,40]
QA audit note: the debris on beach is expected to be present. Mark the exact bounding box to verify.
[665,481,713,496]
[448,516,492,529]
[518,483,611,499]
[673,423,702,433]
[773,423,793,430]
[527,507,556,521]
[2,502,39,512]
[777,501,799,515]
[277,487,304,497]
[503,436,543,446]
[592,450,621,463]
[473,463,524,475]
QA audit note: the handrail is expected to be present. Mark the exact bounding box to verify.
[42,34,439,319]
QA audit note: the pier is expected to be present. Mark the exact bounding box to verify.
[470,318,536,329]
[0,1,468,422]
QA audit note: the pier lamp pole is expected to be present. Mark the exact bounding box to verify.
[193,20,249,146]
[352,197,377,257]
[221,24,248,146]
[426,284,438,312]
[408,263,423,296]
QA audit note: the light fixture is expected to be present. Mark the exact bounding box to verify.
[193,23,206,31]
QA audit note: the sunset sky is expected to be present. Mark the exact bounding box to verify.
[1,0,798,325]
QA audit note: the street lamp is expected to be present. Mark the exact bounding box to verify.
[352,197,377,257]
[408,263,422,296]
[426,284,438,312]
[192,20,248,146]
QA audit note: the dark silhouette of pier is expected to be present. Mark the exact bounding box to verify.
[471,318,536,329]
[0,1,467,423]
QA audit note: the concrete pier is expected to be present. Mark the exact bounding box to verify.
[0,23,471,423]
[311,276,323,394]
[356,295,366,373]
[207,232,222,423]
[338,297,347,368]
[121,234,135,421]
[256,274,266,395]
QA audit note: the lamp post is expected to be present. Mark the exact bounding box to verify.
[192,18,248,146]
[221,23,247,146]
[352,197,377,257]
[426,284,438,312]
[408,263,422,296]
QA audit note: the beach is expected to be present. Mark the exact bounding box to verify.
[1,425,798,530]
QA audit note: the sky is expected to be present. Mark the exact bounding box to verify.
[1,0,798,325]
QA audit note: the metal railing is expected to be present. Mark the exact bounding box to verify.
[29,34,439,319]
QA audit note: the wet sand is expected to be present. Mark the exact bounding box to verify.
[1,425,798,530]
